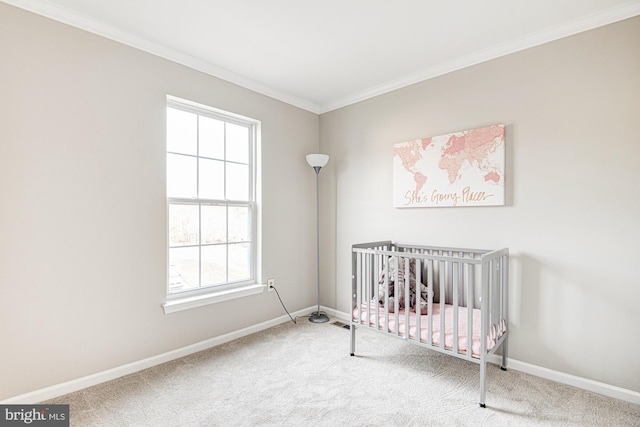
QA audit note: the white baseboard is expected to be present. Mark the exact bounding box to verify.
[319,305,350,322]
[1,305,318,404]
[489,355,640,405]
[5,306,639,406]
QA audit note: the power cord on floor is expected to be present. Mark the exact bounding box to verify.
[270,284,310,325]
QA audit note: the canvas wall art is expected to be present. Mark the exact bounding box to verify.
[393,125,505,208]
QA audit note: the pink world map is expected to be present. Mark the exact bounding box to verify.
[393,125,505,207]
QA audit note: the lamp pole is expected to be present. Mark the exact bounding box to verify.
[308,157,329,323]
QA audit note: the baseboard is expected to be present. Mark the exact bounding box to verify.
[319,305,350,322]
[337,309,640,406]
[6,306,638,406]
[489,355,640,405]
[1,305,317,404]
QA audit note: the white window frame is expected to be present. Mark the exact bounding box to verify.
[163,96,263,313]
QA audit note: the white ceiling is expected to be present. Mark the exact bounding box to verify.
[5,0,640,113]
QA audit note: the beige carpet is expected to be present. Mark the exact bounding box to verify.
[46,319,639,426]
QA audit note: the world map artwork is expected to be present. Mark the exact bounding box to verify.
[393,125,505,207]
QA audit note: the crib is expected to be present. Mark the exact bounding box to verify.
[350,241,509,407]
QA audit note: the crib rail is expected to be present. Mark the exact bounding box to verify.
[350,241,509,407]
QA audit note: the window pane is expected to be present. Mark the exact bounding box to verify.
[169,246,199,290]
[169,204,199,246]
[199,116,224,159]
[228,206,249,242]
[201,245,226,285]
[167,108,197,155]
[228,243,250,282]
[167,154,197,198]
[226,163,249,201]
[167,100,256,294]
[226,123,249,163]
[201,205,226,244]
[199,158,224,200]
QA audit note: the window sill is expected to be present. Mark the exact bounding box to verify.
[163,283,266,314]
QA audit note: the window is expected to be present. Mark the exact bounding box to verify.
[166,97,258,297]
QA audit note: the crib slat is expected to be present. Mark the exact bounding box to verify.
[467,262,473,359]
[427,258,433,346]
[394,256,400,336]
[404,256,410,339]
[488,259,494,344]
[453,260,459,354]
[439,258,445,350]
[356,252,362,324]
[373,252,378,329]
[447,252,453,305]
[495,260,499,334]
[499,256,506,336]
[415,257,422,343]
[502,254,509,333]
[458,253,464,307]
[365,252,371,327]
[384,255,390,332]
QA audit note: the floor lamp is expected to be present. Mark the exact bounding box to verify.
[306,153,330,323]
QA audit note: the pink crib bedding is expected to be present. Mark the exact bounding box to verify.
[353,302,500,358]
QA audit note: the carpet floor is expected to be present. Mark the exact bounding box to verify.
[46,319,640,426]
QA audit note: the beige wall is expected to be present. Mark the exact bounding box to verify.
[320,16,640,392]
[0,3,320,400]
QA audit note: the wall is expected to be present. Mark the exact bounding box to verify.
[320,16,640,393]
[0,3,319,400]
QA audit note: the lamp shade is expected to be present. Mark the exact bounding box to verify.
[306,154,329,168]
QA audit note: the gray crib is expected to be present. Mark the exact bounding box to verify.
[350,241,509,407]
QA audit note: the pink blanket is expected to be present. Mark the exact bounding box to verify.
[353,302,501,358]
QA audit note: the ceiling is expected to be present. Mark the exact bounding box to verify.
[5,0,640,113]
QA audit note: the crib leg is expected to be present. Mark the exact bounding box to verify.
[350,324,356,356]
[501,338,508,371]
[479,359,487,408]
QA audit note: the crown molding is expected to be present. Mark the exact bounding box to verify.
[3,0,639,115]
[319,1,640,113]
[1,0,322,114]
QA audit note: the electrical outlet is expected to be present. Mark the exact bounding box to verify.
[267,278,275,292]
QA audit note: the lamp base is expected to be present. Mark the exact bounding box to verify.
[309,311,330,323]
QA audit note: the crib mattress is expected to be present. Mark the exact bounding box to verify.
[353,302,499,358]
